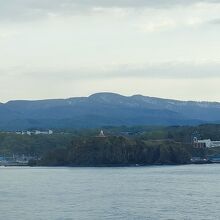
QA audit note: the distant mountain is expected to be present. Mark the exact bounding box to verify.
[0,92,220,130]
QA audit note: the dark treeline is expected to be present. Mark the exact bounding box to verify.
[0,133,75,156]
[38,136,192,166]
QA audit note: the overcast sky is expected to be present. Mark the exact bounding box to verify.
[1,0,220,102]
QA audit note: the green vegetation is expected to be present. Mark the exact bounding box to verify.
[0,124,220,166]
[39,136,191,166]
[0,133,75,156]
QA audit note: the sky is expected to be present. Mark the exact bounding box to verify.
[0,0,220,102]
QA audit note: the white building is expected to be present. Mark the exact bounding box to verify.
[211,141,220,147]
[96,130,106,138]
[26,131,32,136]
[16,130,53,135]
[34,130,53,135]
[194,138,220,148]
[197,139,212,148]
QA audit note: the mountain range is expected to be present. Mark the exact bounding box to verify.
[0,92,220,130]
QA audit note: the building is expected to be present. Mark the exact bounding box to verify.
[34,130,53,135]
[211,141,220,148]
[193,137,220,148]
[15,130,53,135]
[26,131,32,135]
[0,154,37,166]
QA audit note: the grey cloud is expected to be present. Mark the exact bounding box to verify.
[8,62,220,81]
[208,18,220,24]
[105,62,220,79]
[0,0,220,22]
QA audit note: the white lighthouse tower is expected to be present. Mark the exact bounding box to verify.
[98,130,105,137]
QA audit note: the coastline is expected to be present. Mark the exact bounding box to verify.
[1,161,217,168]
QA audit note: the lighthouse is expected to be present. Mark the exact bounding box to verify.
[98,130,105,137]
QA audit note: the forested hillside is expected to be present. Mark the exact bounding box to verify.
[39,136,192,166]
[1,124,219,166]
[1,93,220,130]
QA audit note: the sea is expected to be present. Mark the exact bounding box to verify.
[0,164,220,220]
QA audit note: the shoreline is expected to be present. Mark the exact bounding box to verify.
[1,161,218,168]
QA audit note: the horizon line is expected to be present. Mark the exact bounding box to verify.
[1,92,220,104]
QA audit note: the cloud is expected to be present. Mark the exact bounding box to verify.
[1,70,220,103]
[207,18,220,24]
[0,0,220,22]
[2,61,220,82]
[99,61,220,79]
[138,19,177,32]
[0,30,19,39]
[0,1,220,102]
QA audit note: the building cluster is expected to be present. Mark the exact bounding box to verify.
[0,155,36,166]
[193,137,220,148]
[16,130,53,135]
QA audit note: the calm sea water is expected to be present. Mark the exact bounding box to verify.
[0,164,220,220]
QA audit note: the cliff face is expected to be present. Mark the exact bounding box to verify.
[1,92,220,130]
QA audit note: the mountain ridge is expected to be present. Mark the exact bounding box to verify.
[0,92,220,130]
[3,92,220,105]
